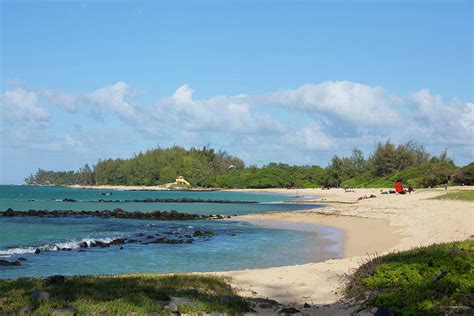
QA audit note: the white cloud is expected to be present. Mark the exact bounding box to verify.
[85,81,137,121]
[2,81,472,168]
[151,84,286,135]
[460,103,474,131]
[3,128,86,153]
[410,89,473,145]
[258,81,401,126]
[42,90,78,113]
[1,88,50,126]
[280,124,334,151]
[172,84,194,104]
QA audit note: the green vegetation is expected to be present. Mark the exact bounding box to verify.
[433,190,474,201]
[339,142,458,188]
[451,162,474,185]
[25,141,471,189]
[25,146,244,187]
[0,274,249,315]
[24,164,95,186]
[345,241,474,315]
[216,163,326,188]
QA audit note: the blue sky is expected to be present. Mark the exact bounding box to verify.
[1,0,473,184]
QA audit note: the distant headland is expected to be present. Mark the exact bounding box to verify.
[24,142,473,189]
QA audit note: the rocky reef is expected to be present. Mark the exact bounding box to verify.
[1,208,228,220]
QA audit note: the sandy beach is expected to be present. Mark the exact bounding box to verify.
[211,187,473,311]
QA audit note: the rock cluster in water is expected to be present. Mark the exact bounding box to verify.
[55,197,258,204]
[0,259,22,267]
[1,208,228,220]
[1,229,222,267]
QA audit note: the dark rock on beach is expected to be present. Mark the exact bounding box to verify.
[45,275,65,285]
[374,307,395,316]
[248,297,281,309]
[51,305,76,316]
[279,307,301,314]
[18,306,34,314]
[167,297,196,313]
[31,290,50,302]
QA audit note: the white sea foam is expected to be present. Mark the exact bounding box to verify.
[0,237,115,258]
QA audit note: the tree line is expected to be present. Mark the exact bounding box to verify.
[25,142,473,188]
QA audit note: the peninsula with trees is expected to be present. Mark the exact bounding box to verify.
[25,141,473,189]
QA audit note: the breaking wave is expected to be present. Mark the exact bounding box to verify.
[0,237,116,258]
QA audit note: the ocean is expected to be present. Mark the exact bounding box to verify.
[0,185,343,279]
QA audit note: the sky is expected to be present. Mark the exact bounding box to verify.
[1,0,473,184]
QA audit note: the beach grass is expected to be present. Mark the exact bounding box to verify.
[432,190,474,201]
[0,274,250,315]
[344,240,474,315]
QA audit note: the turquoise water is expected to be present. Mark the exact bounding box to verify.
[0,185,318,215]
[0,185,342,279]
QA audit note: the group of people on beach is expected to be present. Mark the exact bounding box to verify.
[345,180,415,197]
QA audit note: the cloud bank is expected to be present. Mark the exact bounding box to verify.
[1,80,473,169]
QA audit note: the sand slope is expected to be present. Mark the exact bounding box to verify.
[214,187,473,307]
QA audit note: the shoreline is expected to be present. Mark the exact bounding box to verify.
[212,187,473,305]
[233,212,402,258]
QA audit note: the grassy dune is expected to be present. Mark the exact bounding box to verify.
[345,240,474,315]
[432,190,474,201]
[0,274,249,315]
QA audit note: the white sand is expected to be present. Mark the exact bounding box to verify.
[212,187,473,307]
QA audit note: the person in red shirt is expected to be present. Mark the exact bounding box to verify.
[395,179,406,194]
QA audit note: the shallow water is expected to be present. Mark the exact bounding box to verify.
[0,185,342,279]
[0,185,319,215]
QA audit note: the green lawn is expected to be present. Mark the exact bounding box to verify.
[432,190,474,201]
[0,274,250,315]
[345,241,474,315]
